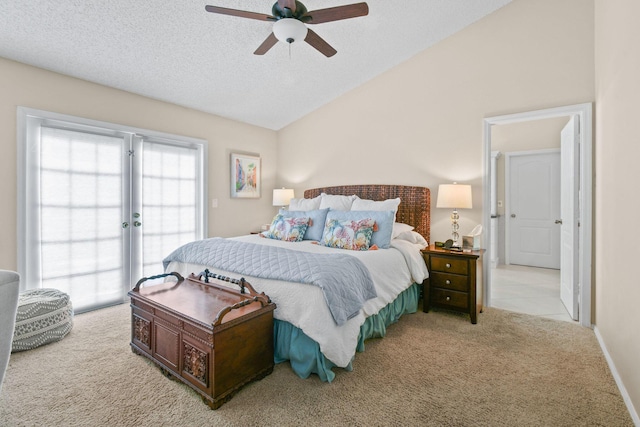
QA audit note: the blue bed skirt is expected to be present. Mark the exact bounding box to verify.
[273,282,420,382]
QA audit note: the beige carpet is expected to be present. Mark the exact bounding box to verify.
[0,303,633,426]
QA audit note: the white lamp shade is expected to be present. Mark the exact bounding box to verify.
[273,188,295,206]
[436,184,472,209]
[273,18,308,44]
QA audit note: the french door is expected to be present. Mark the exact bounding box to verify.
[18,108,207,313]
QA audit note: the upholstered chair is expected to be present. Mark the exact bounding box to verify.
[0,270,20,393]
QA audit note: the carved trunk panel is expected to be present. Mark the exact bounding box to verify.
[183,341,208,385]
[133,315,150,348]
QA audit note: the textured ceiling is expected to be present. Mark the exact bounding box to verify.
[0,0,512,130]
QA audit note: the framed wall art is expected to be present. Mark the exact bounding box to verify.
[231,153,261,198]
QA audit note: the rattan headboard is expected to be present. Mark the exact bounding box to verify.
[304,185,430,242]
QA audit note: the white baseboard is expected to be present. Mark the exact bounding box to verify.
[594,326,640,426]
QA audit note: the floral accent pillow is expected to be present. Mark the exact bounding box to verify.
[325,210,393,249]
[279,208,329,241]
[261,214,310,242]
[320,218,376,251]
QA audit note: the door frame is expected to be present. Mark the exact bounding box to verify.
[504,148,561,268]
[482,103,593,328]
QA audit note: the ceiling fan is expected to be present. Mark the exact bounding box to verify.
[205,1,369,57]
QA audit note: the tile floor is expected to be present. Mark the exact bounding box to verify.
[490,264,575,322]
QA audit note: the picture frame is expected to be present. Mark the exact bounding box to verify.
[231,153,261,198]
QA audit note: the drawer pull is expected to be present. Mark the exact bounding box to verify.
[446,296,451,301]
[445,263,451,268]
[445,280,451,285]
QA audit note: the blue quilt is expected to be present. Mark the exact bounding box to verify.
[163,238,377,326]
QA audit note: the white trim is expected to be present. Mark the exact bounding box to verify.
[490,150,501,216]
[490,151,501,268]
[504,152,510,266]
[482,103,593,328]
[503,148,561,157]
[17,107,207,147]
[16,108,28,292]
[594,327,640,426]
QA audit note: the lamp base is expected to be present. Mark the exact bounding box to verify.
[450,208,460,247]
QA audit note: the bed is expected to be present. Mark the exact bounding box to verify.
[163,184,431,382]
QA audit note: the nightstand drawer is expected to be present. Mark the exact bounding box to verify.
[430,272,468,292]
[431,288,469,310]
[430,256,468,275]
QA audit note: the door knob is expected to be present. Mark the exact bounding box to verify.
[122,222,129,229]
[133,221,142,227]
[555,219,563,224]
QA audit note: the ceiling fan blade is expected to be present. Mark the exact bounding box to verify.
[277,0,297,14]
[205,5,275,21]
[305,29,337,57]
[254,33,279,55]
[304,2,368,24]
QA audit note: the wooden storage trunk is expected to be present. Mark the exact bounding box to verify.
[128,271,276,409]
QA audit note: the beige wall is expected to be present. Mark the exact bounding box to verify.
[277,0,594,244]
[595,0,640,417]
[0,57,278,272]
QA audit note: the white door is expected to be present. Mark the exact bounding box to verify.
[506,150,561,269]
[560,116,580,320]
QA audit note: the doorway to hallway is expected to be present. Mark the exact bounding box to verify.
[482,103,593,327]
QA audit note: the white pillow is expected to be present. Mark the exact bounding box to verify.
[391,222,414,239]
[319,193,357,211]
[289,195,321,211]
[351,197,401,216]
[395,230,428,246]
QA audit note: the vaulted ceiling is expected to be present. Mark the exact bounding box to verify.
[0,0,512,130]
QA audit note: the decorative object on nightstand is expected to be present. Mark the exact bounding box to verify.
[273,188,295,209]
[422,245,484,324]
[462,224,483,250]
[436,182,472,248]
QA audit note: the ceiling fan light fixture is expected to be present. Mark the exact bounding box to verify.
[273,18,308,44]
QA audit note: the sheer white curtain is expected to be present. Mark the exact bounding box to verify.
[18,108,207,313]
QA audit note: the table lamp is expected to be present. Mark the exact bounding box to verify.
[436,182,472,247]
[272,188,295,209]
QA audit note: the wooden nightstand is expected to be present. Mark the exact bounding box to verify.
[421,245,484,324]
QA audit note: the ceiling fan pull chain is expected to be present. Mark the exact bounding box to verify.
[288,42,291,59]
